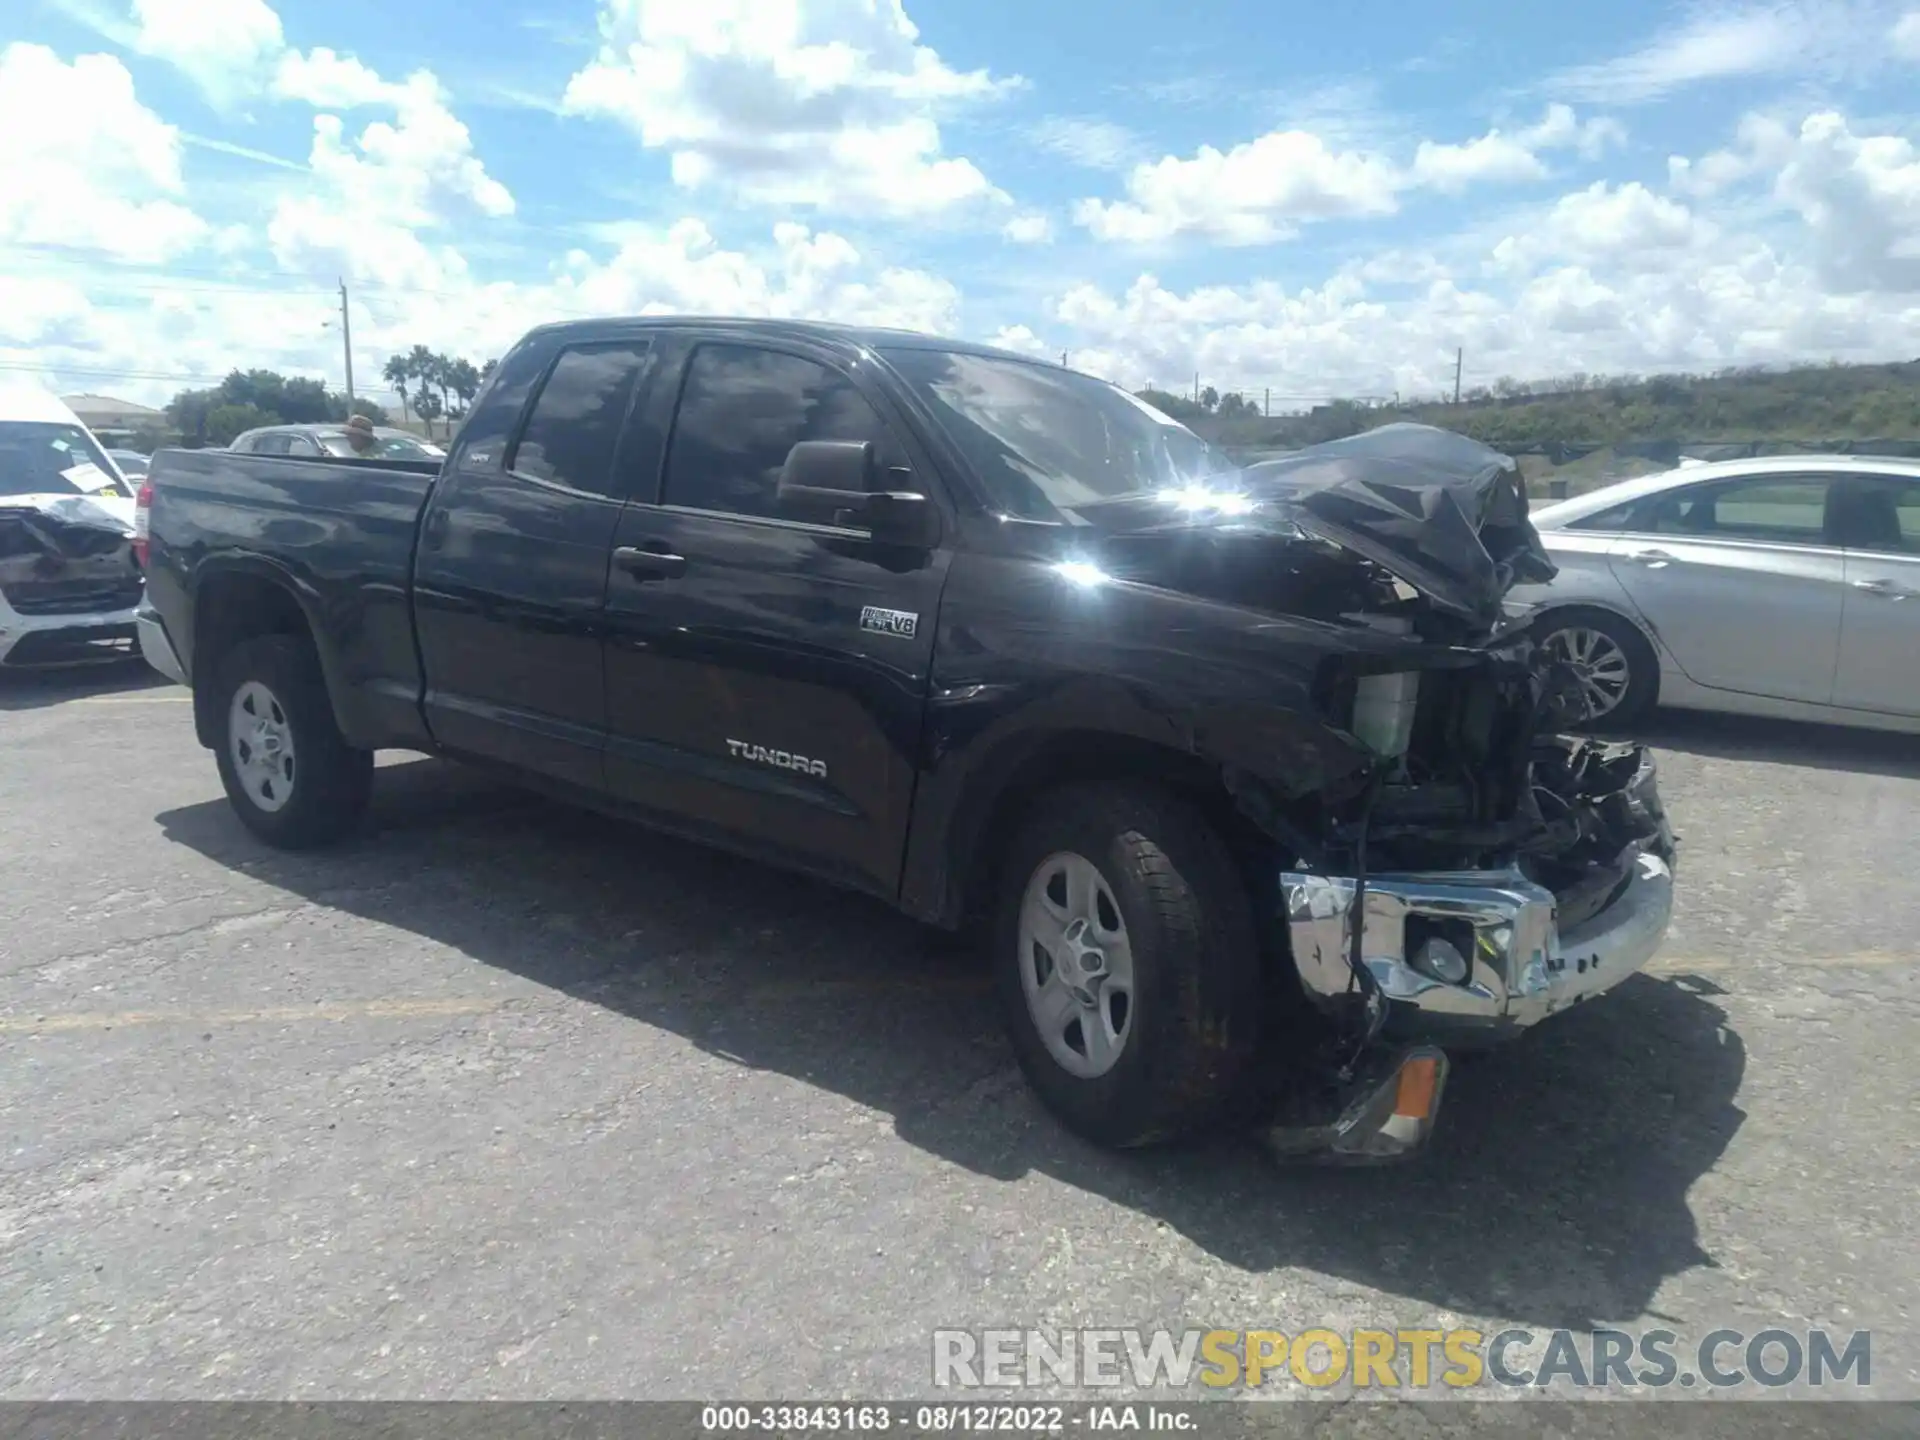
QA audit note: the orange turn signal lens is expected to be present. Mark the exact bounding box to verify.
[1392,1056,1441,1120]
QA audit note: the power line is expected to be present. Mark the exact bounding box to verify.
[0,359,331,386]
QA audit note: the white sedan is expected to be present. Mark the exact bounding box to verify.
[1506,455,1920,733]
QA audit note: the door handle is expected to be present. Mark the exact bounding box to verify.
[1626,548,1676,568]
[1851,577,1909,599]
[613,544,688,581]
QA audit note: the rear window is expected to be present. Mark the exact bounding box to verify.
[0,422,130,499]
[315,431,440,460]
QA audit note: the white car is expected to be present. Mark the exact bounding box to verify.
[0,387,143,669]
[1507,455,1920,733]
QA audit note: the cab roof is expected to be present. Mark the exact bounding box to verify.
[518,315,1045,366]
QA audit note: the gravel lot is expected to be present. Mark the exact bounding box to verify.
[2,661,1916,1418]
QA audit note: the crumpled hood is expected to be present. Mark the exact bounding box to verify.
[0,491,140,615]
[1067,424,1557,630]
[0,492,137,536]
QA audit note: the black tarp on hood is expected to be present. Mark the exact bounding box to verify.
[1233,424,1556,628]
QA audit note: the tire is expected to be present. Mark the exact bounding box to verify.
[211,634,372,848]
[992,783,1263,1149]
[1534,607,1660,729]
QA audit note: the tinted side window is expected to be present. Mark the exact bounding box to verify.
[508,342,651,497]
[1643,477,1830,545]
[254,434,291,456]
[662,344,905,520]
[1565,500,1642,532]
[1831,476,1920,552]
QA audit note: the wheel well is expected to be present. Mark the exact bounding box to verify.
[190,572,314,747]
[955,732,1273,929]
[1527,601,1663,712]
[1530,600,1657,651]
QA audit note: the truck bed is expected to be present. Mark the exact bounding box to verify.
[143,447,443,749]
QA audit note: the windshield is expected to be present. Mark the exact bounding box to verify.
[0,422,131,499]
[317,431,439,460]
[881,348,1231,522]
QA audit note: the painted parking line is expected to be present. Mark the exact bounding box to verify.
[66,694,191,704]
[0,996,502,1034]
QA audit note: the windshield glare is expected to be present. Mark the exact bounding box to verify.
[881,348,1230,522]
[0,422,130,499]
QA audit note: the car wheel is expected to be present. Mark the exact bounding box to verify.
[992,783,1263,1148]
[212,634,372,848]
[1536,608,1659,729]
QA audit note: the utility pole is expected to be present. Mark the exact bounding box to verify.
[1263,386,1270,418]
[1193,371,1199,403]
[339,279,356,409]
[1060,350,1068,367]
[1453,347,1463,405]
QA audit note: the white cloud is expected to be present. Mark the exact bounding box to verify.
[1773,111,1920,291]
[266,76,515,290]
[986,324,1054,358]
[0,44,208,263]
[560,0,1017,216]
[273,46,404,108]
[542,220,961,336]
[1546,4,1809,102]
[1411,130,1549,192]
[1076,131,1402,245]
[93,0,512,229]
[1896,10,1920,54]
[1078,106,1622,244]
[1028,116,1139,170]
[1036,243,1920,402]
[1489,182,1719,276]
[1544,0,1901,104]
[1002,212,1055,244]
[129,0,284,106]
[1039,107,1920,398]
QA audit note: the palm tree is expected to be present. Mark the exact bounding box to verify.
[381,355,412,426]
[448,358,481,424]
[401,345,435,436]
[413,386,444,437]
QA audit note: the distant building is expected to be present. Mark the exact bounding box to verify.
[61,394,165,440]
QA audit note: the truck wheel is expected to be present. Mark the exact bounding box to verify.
[212,635,372,849]
[992,784,1262,1148]
[1535,608,1659,728]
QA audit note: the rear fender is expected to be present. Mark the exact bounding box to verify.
[189,556,371,749]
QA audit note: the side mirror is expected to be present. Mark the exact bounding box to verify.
[777,440,941,549]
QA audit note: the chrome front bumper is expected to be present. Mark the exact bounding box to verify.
[134,600,188,685]
[1280,850,1675,1041]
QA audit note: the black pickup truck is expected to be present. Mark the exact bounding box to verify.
[138,318,1676,1158]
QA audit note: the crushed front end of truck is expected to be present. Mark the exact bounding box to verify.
[1182,425,1680,1160]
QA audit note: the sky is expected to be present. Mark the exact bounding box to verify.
[4,0,1920,412]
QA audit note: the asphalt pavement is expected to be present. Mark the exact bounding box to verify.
[2,661,1916,1419]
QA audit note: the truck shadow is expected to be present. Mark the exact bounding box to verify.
[158,758,1746,1331]
[0,658,167,711]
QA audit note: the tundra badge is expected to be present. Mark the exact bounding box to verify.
[860,605,919,639]
[726,739,828,779]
